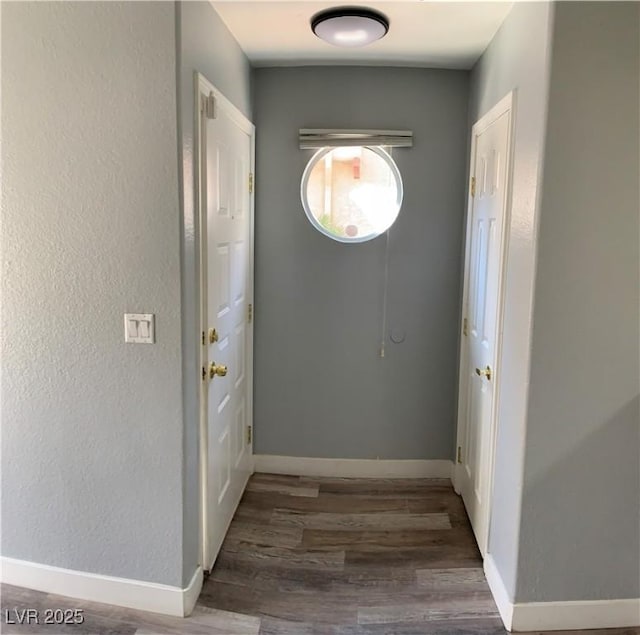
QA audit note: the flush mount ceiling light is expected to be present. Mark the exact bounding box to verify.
[311,7,389,48]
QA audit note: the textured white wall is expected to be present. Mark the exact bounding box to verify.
[1,2,184,586]
[519,1,640,602]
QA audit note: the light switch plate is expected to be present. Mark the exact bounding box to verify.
[124,313,155,344]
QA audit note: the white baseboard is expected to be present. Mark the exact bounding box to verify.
[0,557,203,617]
[511,597,640,631]
[182,567,204,616]
[253,455,453,479]
[484,554,514,629]
[484,554,640,632]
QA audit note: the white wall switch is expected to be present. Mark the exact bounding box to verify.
[124,313,155,344]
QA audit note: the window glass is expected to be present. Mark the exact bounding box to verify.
[301,146,403,243]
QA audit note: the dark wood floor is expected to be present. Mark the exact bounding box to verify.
[2,473,639,634]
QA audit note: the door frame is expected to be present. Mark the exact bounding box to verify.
[453,90,515,556]
[195,72,256,570]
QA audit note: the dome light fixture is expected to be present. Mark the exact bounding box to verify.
[311,7,389,48]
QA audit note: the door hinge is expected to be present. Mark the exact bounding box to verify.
[470,176,476,197]
[247,425,252,445]
[202,366,207,382]
[248,172,254,194]
[457,446,463,464]
[463,317,468,337]
[248,303,253,324]
[203,92,217,119]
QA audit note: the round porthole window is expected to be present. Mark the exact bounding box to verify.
[300,146,403,243]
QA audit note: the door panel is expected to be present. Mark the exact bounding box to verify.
[200,86,253,571]
[458,106,511,555]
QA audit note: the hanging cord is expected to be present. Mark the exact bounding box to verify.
[380,228,391,358]
[379,145,395,359]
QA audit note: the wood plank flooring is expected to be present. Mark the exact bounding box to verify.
[2,473,639,634]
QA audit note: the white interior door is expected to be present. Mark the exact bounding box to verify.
[198,77,254,571]
[456,94,513,556]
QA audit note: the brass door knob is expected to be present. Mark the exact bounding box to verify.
[475,365,492,381]
[209,362,228,378]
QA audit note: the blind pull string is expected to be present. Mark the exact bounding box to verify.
[379,145,394,359]
[380,228,391,358]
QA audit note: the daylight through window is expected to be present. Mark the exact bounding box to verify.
[301,146,403,243]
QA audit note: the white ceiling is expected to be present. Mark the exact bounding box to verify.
[211,1,513,69]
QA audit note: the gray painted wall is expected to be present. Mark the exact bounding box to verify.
[1,2,184,586]
[468,1,554,599]
[518,1,640,602]
[176,1,252,585]
[253,67,469,460]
